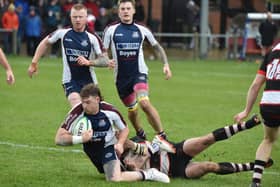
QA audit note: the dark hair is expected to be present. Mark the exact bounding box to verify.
[80,83,104,101]
[118,0,135,7]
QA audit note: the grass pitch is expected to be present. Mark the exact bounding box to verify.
[0,56,279,187]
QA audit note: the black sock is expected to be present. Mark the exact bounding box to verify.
[136,129,146,140]
[139,171,145,180]
[157,131,167,139]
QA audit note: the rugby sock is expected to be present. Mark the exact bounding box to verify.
[213,115,260,141]
[139,170,145,180]
[216,162,254,175]
[157,131,167,140]
[252,160,266,185]
[136,129,146,140]
[217,159,273,175]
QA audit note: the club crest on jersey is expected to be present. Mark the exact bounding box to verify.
[98,119,106,127]
[81,40,88,47]
[132,31,139,38]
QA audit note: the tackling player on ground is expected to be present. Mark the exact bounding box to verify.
[120,114,273,179]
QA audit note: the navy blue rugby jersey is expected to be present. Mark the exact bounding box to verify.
[103,22,158,81]
[61,101,127,147]
[48,28,103,84]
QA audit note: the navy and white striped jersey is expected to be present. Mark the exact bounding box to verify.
[48,28,103,84]
[259,43,280,107]
[103,22,158,81]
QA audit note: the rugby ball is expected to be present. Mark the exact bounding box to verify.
[70,116,92,136]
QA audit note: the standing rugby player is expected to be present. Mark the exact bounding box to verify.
[103,0,172,140]
[28,3,110,107]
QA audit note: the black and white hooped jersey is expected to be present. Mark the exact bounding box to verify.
[48,28,103,84]
[103,22,158,81]
[258,43,280,106]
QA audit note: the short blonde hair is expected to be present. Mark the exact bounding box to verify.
[71,3,87,13]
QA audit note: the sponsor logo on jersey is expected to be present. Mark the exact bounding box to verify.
[116,43,139,50]
[132,31,139,38]
[115,33,124,36]
[66,48,89,56]
[119,51,137,57]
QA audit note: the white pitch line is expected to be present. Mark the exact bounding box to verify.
[1,141,280,176]
[0,141,83,153]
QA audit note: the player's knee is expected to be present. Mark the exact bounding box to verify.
[127,102,138,112]
[107,176,121,182]
[138,97,150,110]
[68,92,81,107]
[263,135,278,143]
[203,161,218,172]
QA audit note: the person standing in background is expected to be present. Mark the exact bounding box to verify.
[259,11,278,57]
[43,0,61,57]
[15,0,29,55]
[24,6,42,56]
[1,3,19,54]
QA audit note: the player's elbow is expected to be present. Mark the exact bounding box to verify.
[55,135,65,146]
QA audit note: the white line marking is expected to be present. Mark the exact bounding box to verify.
[1,141,279,176]
[0,141,83,153]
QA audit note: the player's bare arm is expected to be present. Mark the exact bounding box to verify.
[115,126,129,157]
[76,53,113,68]
[0,48,15,85]
[152,43,172,80]
[28,37,51,78]
[234,74,265,123]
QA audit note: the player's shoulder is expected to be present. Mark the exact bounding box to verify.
[86,31,102,41]
[104,21,121,32]
[134,21,151,31]
[100,101,118,112]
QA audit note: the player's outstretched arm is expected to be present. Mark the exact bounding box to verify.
[0,48,15,85]
[152,43,172,80]
[234,74,265,123]
[28,37,51,78]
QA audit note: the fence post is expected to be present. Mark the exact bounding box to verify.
[193,32,199,60]
[233,32,238,59]
[12,30,17,55]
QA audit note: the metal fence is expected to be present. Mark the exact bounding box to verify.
[0,28,250,60]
